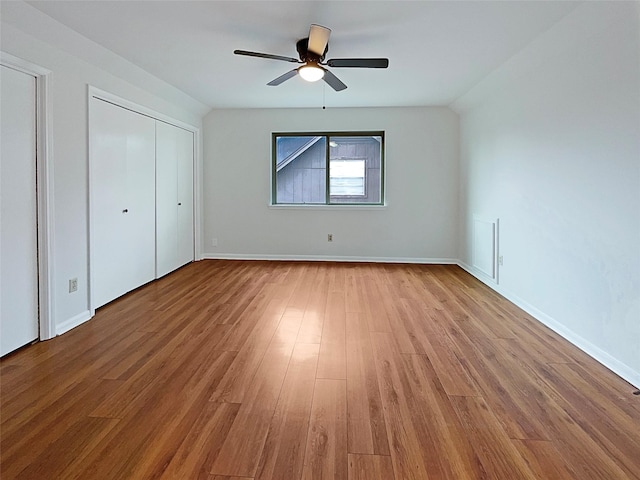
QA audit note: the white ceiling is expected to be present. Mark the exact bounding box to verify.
[21,0,580,109]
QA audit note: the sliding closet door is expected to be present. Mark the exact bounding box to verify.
[0,65,39,355]
[91,99,156,308]
[156,121,194,278]
[176,126,194,268]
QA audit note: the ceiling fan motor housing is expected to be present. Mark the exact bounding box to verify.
[296,38,327,63]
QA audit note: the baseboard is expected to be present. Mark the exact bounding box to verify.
[56,310,92,336]
[200,253,458,264]
[458,261,640,389]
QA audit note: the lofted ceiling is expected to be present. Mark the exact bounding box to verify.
[17,1,580,109]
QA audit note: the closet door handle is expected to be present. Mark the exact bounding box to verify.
[178,202,182,206]
[122,208,129,213]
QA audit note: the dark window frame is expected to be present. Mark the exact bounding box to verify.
[271,131,385,206]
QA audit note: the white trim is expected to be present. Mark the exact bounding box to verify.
[193,128,203,260]
[87,85,201,312]
[88,86,198,133]
[201,253,458,264]
[458,261,640,389]
[268,204,387,210]
[56,310,92,336]
[1,52,56,341]
[0,52,50,76]
[87,92,97,315]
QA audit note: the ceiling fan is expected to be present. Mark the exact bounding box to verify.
[234,24,389,92]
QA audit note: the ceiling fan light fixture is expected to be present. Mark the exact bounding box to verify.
[298,64,325,82]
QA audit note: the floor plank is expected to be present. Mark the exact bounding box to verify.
[512,439,576,480]
[345,311,389,455]
[159,401,241,480]
[316,291,347,380]
[302,378,348,480]
[369,332,430,480]
[210,314,300,477]
[296,264,329,344]
[209,308,285,404]
[255,343,319,480]
[209,476,253,480]
[1,378,123,477]
[370,332,483,479]
[348,453,394,480]
[449,395,538,479]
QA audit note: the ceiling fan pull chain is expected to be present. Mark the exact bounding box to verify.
[322,81,326,110]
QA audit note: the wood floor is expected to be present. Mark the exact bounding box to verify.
[1,260,639,480]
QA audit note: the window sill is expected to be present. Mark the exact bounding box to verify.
[268,203,387,211]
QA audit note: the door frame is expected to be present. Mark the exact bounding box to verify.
[1,52,55,341]
[87,86,201,316]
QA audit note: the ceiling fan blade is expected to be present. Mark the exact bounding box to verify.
[308,24,331,56]
[326,58,389,68]
[322,69,347,92]
[267,69,298,86]
[234,50,300,63]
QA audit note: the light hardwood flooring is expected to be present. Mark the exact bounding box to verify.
[1,260,639,479]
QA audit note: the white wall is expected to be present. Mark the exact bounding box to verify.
[454,2,640,386]
[203,107,458,262]
[1,6,207,334]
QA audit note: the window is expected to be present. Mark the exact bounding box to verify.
[330,159,365,196]
[272,132,384,205]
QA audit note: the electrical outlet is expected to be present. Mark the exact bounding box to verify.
[69,278,78,293]
[327,233,333,242]
[212,237,218,247]
[498,255,504,266]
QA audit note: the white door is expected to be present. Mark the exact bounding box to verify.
[156,121,194,278]
[0,65,39,356]
[90,98,156,308]
[155,121,179,278]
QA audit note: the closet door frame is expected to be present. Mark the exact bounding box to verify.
[87,86,201,316]
[1,52,54,341]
